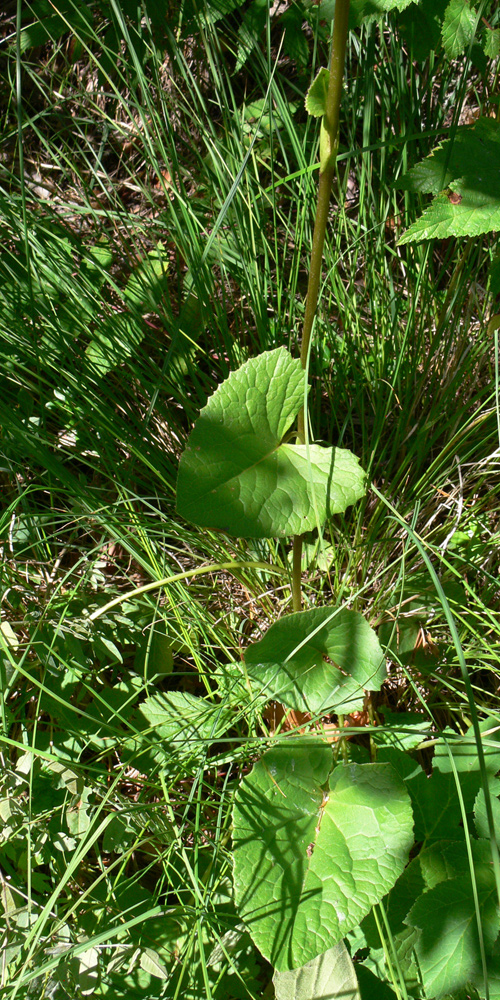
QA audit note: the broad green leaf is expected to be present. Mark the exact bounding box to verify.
[484,27,500,58]
[482,956,500,1000]
[375,745,422,782]
[196,0,246,24]
[139,948,169,979]
[432,719,500,811]
[397,0,449,61]
[85,312,145,376]
[281,7,309,68]
[398,117,500,243]
[351,0,416,15]
[233,746,414,971]
[133,619,174,679]
[176,348,366,538]
[406,767,462,843]
[102,814,136,854]
[400,186,500,242]
[305,68,330,118]
[406,862,500,997]
[235,0,268,72]
[53,831,77,852]
[123,244,170,311]
[77,946,100,996]
[66,787,93,838]
[442,0,477,59]
[136,690,232,762]
[244,607,386,714]
[0,621,19,651]
[19,0,93,52]
[474,778,500,843]
[379,839,492,946]
[273,941,360,1000]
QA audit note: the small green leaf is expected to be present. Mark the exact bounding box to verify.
[123,243,170,311]
[87,240,113,270]
[102,814,135,854]
[45,760,82,795]
[378,620,421,665]
[380,839,490,947]
[53,831,77,852]
[474,778,500,842]
[235,0,268,72]
[176,348,366,538]
[484,27,500,58]
[133,619,174,679]
[139,948,169,979]
[406,767,462,843]
[273,942,360,1000]
[94,633,123,664]
[233,747,414,971]
[0,621,19,651]
[136,690,232,762]
[78,946,100,996]
[397,0,449,60]
[245,607,386,713]
[442,0,477,59]
[305,68,330,117]
[66,786,93,838]
[85,312,145,376]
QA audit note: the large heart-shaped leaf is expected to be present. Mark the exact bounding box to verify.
[244,607,386,713]
[176,348,366,538]
[233,744,414,971]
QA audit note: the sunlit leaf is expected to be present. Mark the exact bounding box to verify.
[273,942,360,1000]
[177,348,366,538]
[233,745,414,971]
[245,606,385,713]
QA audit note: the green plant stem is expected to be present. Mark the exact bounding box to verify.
[292,0,351,613]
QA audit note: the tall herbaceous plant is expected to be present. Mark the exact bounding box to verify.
[176,0,500,994]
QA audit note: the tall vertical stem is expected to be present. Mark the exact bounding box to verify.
[291,0,351,613]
